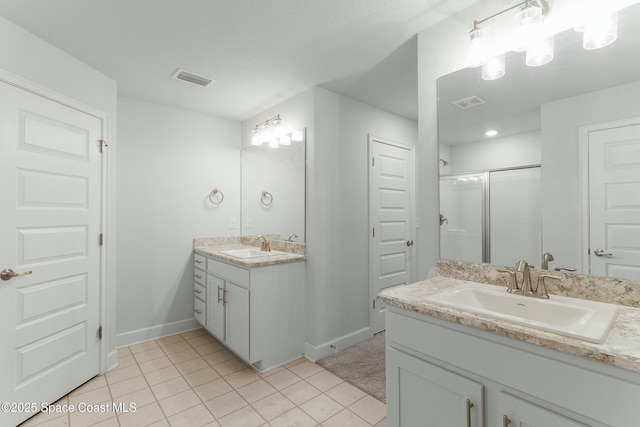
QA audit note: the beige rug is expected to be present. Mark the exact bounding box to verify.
[317,332,386,403]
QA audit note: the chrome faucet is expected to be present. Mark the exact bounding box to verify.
[516,260,533,294]
[541,252,554,270]
[256,235,271,252]
[498,260,560,299]
[287,233,298,242]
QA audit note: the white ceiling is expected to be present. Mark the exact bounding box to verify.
[0,0,475,121]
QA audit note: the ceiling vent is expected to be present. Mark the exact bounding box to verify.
[172,69,215,88]
[452,95,486,110]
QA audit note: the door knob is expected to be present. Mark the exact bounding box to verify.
[406,240,414,246]
[593,249,613,257]
[1,268,33,281]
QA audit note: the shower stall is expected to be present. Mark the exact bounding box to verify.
[440,166,541,267]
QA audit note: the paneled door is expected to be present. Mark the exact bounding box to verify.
[0,80,103,426]
[586,120,640,280]
[369,136,415,335]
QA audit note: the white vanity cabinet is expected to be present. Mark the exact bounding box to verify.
[195,254,304,372]
[386,306,640,427]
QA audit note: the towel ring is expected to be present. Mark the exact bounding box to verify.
[209,188,224,205]
[261,191,273,206]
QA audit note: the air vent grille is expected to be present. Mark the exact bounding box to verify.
[452,95,486,110]
[172,69,215,88]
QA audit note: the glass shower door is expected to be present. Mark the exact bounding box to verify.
[439,174,486,263]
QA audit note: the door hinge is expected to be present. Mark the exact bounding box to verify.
[99,139,108,153]
[373,299,376,309]
[372,228,375,238]
[372,157,375,166]
[98,326,103,340]
[99,233,104,246]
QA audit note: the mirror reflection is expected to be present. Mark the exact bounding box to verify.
[438,3,640,280]
[240,140,306,242]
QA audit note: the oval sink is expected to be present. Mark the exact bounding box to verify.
[219,248,285,259]
[425,284,618,344]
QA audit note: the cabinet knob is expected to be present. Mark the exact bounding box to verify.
[194,309,202,315]
[194,289,202,294]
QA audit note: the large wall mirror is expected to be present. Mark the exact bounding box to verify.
[240,140,306,242]
[438,3,640,280]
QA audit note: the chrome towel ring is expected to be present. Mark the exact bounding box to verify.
[209,188,224,205]
[261,191,273,206]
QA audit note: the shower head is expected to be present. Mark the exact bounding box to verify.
[439,158,449,166]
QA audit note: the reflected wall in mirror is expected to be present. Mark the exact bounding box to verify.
[438,2,640,280]
[241,138,306,242]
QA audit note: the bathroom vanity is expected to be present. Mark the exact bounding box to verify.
[193,238,305,372]
[379,260,640,427]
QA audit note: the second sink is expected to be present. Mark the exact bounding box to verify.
[425,283,618,344]
[219,248,285,259]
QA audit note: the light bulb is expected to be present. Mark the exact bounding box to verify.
[467,27,489,68]
[290,129,304,142]
[526,36,554,66]
[583,11,618,49]
[251,128,262,146]
[512,4,543,52]
[482,55,505,80]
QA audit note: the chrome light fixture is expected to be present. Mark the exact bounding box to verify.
[251,115,304,148]
[466,0,620,80]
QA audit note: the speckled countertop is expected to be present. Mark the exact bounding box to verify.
[379,264,640,375]
[194,237,305,268]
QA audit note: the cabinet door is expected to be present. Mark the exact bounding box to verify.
[387,348,484,427]
[225,281,250,360]
[207,274,225,341]
[499,393,587,427]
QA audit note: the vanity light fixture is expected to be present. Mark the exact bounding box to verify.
[467,0,619,80]
[250,115,304,148]
[485,130,498,137]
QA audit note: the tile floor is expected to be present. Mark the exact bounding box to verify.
[20,328,386,427]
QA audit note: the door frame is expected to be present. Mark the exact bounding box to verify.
[0,69,111,374]
[368,134,416,335]
[578,116,640,276]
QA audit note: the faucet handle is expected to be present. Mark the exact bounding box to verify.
[497,269,518,293]
[535,274,562,299]
[554,267,576,272]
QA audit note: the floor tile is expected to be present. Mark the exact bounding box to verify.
[263,369,302,390]
[175,356,210,375]
[151,376,191,400]
[133,347,166,364]
[157,389,202,417]
[305,370,343,392]
[269,407,317,427]
[349,395,387,425]
[105,364,143,385]
[139,355,174,373]
[322,408,371,427]
[118,401,165,427]
[204,391,248,419]
[167,403,215,427]
[129,340,160,354]
[252,392,296,421]
[183,367,221,387]
[287,359,325,379]
[217,405,265,427]
[236,379,277,403]
[194,378,233,401]
[298,393,343,423]
[280,380,322,405]
[144,365,181,386]
[224,368,261,389]
[325,381,367,406]
[108,374,149,399]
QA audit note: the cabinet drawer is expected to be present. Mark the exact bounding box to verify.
[194,268,206,285]
[194,297,206,325]
[194,253,206,268]
[194,282,206,301]
[207,258,249,286]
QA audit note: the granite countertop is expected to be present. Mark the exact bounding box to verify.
[195,244,305,267]
[379,276,640,374]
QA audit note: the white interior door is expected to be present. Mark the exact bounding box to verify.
[0,80,103,426]
[369,136,415,335]
[587,121,640,280]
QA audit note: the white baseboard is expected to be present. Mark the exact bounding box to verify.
[115,318,200,349]
[304,327,371,362]
[105,349,118,373]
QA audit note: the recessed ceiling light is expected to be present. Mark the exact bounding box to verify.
[485,130,498,137]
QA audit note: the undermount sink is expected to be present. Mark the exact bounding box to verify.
[219,248,285,259]
[425,284,618,344]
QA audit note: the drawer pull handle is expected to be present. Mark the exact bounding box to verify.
[466,399,474,427]
[195,275,202,279]
[194,259,203,264]
[217,286,223,303]
[223,289,228,305]
[194,289,202,294]
[503,415,511,427]
[194,309,202,315]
